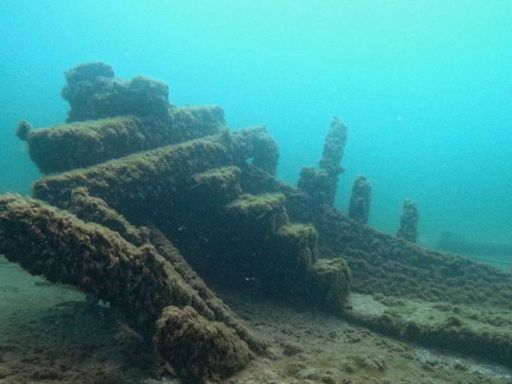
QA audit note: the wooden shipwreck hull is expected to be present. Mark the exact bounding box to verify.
[3,62,512,380]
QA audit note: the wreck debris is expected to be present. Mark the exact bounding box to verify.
[0,194,205,328]
[298,117,347,205]
[348,175,372,225]
[148,227,265,354]
[32,127,280,221]
[397,199,419,243]
[24,185,264,354]
[297,167,330,204]
[20,107,225,174]
[169,105,226,142]
[219,194,350,311]
[62,62,169,122]
[310,258,351,309]
[225,193,289,234]
[15,120,32,141]
[66,187,147,246]
[32,133,236,211]
[154,305,252,383]
[0,194,259,381]
[239,163,512,307]
[18,62,226,174]
[32,133,350,312]
[345,294,512,370]
[191,165,243,204]
[319,117,348,204]
[5,62,512,379]
[27,106,349,311]
[228,125,279,175]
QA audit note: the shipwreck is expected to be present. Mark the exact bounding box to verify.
[2,63,512,383]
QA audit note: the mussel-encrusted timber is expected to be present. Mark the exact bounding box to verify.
[0,194,258,382]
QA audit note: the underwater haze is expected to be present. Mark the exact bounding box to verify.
[1,0,511,247]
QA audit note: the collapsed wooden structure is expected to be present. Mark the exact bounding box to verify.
[3,63,512,381]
